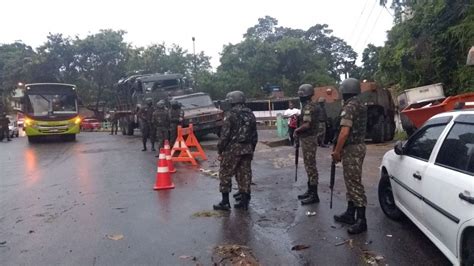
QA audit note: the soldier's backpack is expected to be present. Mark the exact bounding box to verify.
[235,109,256,143]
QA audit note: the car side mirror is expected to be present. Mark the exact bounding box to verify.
[394,141,404,155]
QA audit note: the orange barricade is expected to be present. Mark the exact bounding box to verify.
[185,124,207,161]
[170,125,198,165]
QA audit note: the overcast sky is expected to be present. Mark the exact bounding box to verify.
[1,0,394,68]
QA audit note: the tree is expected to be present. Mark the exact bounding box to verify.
[73,29,129,117]
[360,44,382,81]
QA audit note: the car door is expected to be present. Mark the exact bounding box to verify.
[422,114,474,258]
[390,121,448,222]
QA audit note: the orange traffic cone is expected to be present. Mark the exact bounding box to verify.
[153,149,175,190]
[164,140,176,173]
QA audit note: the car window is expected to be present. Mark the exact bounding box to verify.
[404,124,446,161]
[436,123,474,175]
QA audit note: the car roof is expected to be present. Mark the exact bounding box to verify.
[431,110,474,120]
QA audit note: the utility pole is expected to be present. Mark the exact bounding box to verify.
[192,37,197,89]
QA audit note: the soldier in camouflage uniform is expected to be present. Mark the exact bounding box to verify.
[139,98,156,151]
[153,100,170,156]
[332,78,368,234]
[317,97,328,147]
[0,112,11,142]
[294,84,320,205]
[169,100,184,145]
[214,91,258,211]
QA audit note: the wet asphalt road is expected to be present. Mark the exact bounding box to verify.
[0,131,450,265]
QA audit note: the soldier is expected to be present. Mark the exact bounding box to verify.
[317,97,328,147]
[110,110,118,135]
[0,112,11,141]
[294,84,320,205]
[213,91,258,211]
[139,98,156,151]
[153,100,170,155]
[332,78,368,234]
[169,100,184,145]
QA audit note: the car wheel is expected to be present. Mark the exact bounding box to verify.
[463,233,474,266]
[378,171,404,221]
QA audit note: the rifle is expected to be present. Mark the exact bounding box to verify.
[330,146,336,209]
[294,116,300,182]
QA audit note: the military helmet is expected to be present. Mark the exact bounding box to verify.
[297,84,314,97]
[318,97,326,103]
[171,100,181,107]
[467,46,474,66]
[340,78,361,95]
[226,90,246,104]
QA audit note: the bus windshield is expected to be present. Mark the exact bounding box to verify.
[27,94,77,116]
[24,84,78,117]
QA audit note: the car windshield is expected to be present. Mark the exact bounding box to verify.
[176,95,213,109]
[27,94,77,116]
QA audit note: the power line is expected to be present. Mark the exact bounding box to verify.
[349,0,371,43]
[361,7,384,52]
[353,0,378,49]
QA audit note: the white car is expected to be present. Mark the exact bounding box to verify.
[379,110,474,266]
[9,120,20,138]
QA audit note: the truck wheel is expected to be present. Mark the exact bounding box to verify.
[378,171,404,221]
[384,122,395,141]
[127,123,134,136]
[372,116,385,143]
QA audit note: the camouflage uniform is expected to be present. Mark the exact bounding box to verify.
[169,107,184,145]
[299,101,319,186]
[340,96,367,207]
[140,105,156,150]
[153,107,170,150]
[0,114,10,141]
[217,105,258,195]
[317,104,328,145]
[110,113,118,135]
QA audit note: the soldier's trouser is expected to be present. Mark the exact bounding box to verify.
[342,143,367,207]
[156,128,167,149]
[170,123,178,145]
[301,136,318,186]
[219,153,253,194]
[149,127,157,145]
[141,124,150,145]
[111,122,118,134]
[317,122,326,144]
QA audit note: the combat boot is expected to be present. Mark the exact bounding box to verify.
[142,142,147,152]
[213,193,231,211]
[151,144,156,152]
[334,201,356,225]
[348,207,367,234]
[234,193,250,210]
[300,185,320,205]
[297,183,311,200]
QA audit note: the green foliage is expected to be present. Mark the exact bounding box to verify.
[378,0,474,95]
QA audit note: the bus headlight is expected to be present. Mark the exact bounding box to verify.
[74,117,81,125]
[24,118,33,127]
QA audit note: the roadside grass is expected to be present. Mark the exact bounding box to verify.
[394,130,408,141]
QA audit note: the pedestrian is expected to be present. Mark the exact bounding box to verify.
[153,100,170,156]
[283,101,300,145]
[169,100,184,145]
[213,91,258,211]
[110,110,118,135]
[0,112,11,142]
[317,97,328,147]
[332,78,368,235]
[139,98,156,151]
[294,84,320,205]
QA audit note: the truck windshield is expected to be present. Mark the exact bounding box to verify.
[177,95,213,109]
[27,94,77,116]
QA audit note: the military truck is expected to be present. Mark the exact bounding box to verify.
[114,73,192,135]
[314,82,396,144]
[359,82,396,143]
[171,92,224,137]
